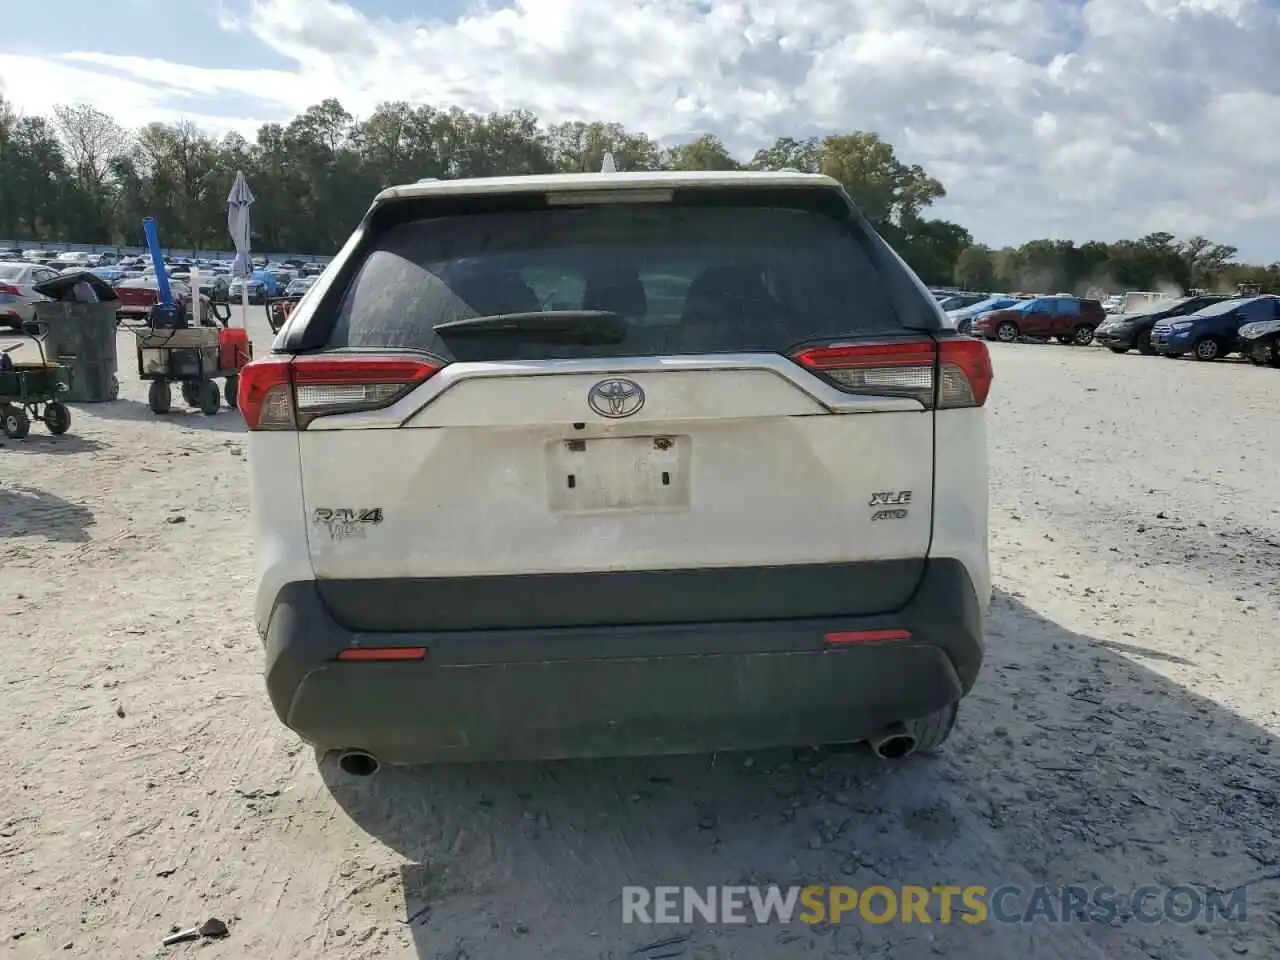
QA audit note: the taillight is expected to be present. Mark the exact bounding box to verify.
[936,337,993,408]
[790,336,992,409]
[237,354,442,430]
[0,284,20,296]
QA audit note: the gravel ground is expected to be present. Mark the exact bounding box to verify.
[1,319,1277,959]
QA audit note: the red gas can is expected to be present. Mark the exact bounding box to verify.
[217,327,251,371]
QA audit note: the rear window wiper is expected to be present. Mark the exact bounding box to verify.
[432,310,626,344]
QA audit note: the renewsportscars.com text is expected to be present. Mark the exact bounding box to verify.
[622,884,1248,925]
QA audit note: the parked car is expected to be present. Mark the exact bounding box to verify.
[113,276,199,322]
[229,277,266,304]
[229,269,279,304]
[196,273,231,302]
[237,170,995,772]
[1093,294,1231,355]
[51,251,95,270]
[88,266,128,285]
[0,260,59,329]
[1238,316,1280,367]
[283,277,315,297]
[1152,296,1280,360]
[972,296,1105,344]
[936,292,992,313]
[946,295,1020,335]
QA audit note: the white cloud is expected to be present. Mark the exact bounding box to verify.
[0,54,273,138]
[2,0,1279,258]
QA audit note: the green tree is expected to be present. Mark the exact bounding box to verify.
[663,134,739,171]
[545,121,662,173]
[52,103,126,242]
[954,245,996,291]
[818,132,944,228]
[0,94,1270,298]
[747,136,822,173]
[0,114,68,239]
[896,218,971,286]
[1179,236,1237,289]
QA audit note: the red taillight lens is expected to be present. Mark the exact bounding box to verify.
[0,284,20,296]
[937,337,993,408]
[237,354,442,430]
[790,336,992,409]
[238,357,294,430]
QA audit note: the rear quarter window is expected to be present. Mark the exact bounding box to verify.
[323,202,910,361]
[1236,300,1275,323]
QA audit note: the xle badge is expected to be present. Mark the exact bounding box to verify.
[869,491,911,522]
[313,507,383,542]
[869,491,912,507]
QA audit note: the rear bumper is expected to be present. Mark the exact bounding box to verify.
[263,559,985,764]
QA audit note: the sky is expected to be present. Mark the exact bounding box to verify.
[1,0,1279,261]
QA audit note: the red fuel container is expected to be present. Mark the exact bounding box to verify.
[217,327,252,371]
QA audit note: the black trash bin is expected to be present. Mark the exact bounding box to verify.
[33,273,121,403]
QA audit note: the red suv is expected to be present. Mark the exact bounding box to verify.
[972,296,1105,345]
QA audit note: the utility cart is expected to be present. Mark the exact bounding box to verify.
[134,324,252,415]
[131,214,253,417]
[0,327,73,439]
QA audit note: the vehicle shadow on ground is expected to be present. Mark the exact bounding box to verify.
[85,398,248,434]
[0,484,94,541]
[319,592,1278,960]
[0,433,104,455]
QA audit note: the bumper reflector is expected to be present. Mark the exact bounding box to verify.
[336,647,428,661]
[825,629,911,645]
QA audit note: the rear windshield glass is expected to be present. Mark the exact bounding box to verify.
[326,204,904,360]
[0,264,25,280]
[1193,298,1247,318]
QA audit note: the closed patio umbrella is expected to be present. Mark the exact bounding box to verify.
[227,171,255,326]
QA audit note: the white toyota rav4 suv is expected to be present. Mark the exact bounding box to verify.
[239,170,992,776]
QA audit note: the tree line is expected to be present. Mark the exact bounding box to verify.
[0,94,1274,293]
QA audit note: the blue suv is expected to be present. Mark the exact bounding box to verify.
[1151,296,1280,360]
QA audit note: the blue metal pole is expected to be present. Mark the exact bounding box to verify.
[141,217,174,307]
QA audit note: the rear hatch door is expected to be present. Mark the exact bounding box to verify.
[290,188,943,632]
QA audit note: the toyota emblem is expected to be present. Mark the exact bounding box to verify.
[588,378,645,418]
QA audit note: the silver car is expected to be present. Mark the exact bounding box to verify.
[0,260,59,330]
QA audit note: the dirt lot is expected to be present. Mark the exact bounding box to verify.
[2,317,1277,959]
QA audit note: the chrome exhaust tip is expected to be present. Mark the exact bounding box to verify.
[868,724,918,760]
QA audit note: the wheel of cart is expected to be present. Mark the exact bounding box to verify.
[134,322,253,417]
[0,322,74,439]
